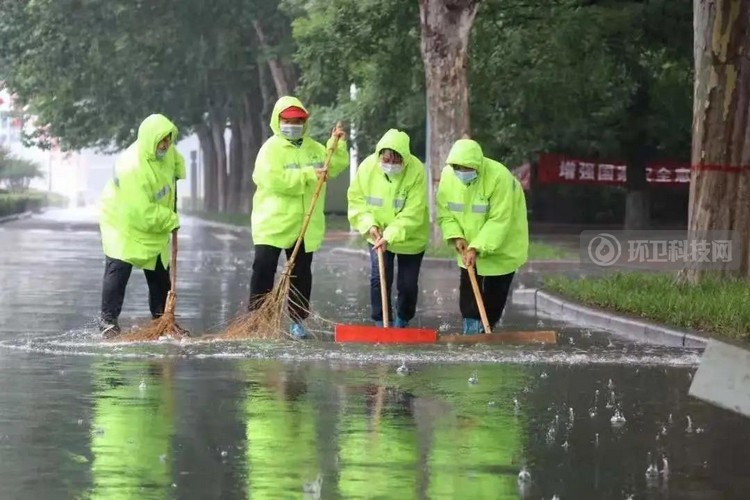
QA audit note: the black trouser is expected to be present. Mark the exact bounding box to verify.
[100,255,171,323]
[369,244,425,323]
[459,269,515,329]
[249,243,313,322]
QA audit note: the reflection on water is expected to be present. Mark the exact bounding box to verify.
[90,361,174,499]
[2,356,743,499]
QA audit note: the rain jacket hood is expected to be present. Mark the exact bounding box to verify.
[445,139,484,171]
[270,95,310,138]
[375,128,411,162]
[138,113,178,162]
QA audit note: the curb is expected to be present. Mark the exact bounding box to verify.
[511,288,707,348]
[0,211,32,225]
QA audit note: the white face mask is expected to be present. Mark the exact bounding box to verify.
[280,123,304,140]
[381,162,403,176]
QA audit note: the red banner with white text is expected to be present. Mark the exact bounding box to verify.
[536,153,691,187]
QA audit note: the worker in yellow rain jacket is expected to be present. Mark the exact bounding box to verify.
[436,139,528,335]
[98,114,186,339]
[347,129,429,328]
[249,96,348,339]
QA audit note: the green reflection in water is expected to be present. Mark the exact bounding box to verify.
[240,362,533,499]
[244,362,321,498]
[88,360,174,499]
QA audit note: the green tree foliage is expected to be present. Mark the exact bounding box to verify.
[0,145,43,192]
[283,0,426,156]
[0,0,692,219]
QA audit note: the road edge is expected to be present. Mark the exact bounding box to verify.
[0,211,33,225]
[511,288,707,348]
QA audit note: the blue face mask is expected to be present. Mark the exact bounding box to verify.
[454,169,477,184]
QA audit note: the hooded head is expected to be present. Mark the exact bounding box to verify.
[445,139,483,184]
[138,114,178,162]
[375,129,410,176]
[270,96,310,141]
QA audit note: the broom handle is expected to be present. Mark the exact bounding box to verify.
[285,122,343,272]
[467,263,491,334]
[166,183,178,314]
[377,246,389,327]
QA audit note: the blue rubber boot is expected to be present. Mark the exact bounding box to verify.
[290,322,308,340]
[394,317,409,328]
[463,318,482,335]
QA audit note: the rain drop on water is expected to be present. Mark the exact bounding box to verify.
[517,467,531,483]
[610,410,626,426]
[645,452,659,483]
[686,415,693,433]
[468,372,478,385]
[396,362,409,375]
[335,289,343,295]
[540,371,548,379]
[139,380,146,391]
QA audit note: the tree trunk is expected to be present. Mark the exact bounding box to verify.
[209,113,228,213]
[679,0,750,283]
[258,57,275,140]
[197,124,217,212]
[418,0,480,228]
[241,93,263,214]
[252,20,297,97]
[622,78,653,230]
[228,119,243,214]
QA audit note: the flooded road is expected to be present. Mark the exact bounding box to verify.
[1,208,749,499]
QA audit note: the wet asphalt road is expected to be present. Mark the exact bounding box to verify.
[1,208,749,499]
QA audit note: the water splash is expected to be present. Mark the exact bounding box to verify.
[468,372,478,385]
[686,415,693,433]
[517,467,531,483]
[610,410,626,426]
[645,452,659,479]
[396,362,409,375]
